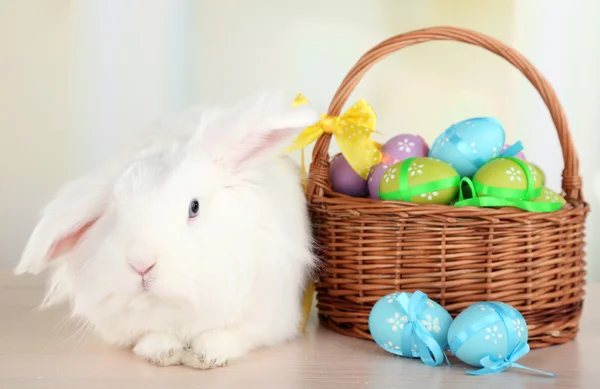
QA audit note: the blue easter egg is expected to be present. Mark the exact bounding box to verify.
[368,292,453,358]
[429,117,505,177]
[447,302,528,367]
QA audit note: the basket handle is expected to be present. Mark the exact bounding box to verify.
[309,26,583,202]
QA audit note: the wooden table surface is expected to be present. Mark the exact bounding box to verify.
[0,270,597,389]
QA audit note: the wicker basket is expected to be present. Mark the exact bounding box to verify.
[306,26,589,349]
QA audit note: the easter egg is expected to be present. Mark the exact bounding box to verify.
[455,157,562,212]
[381,134,429,164]
[502,143,526,161]
[378,157,461,204]
[369,291,453,359]
[471,157,545,200]
[429,117,505,177]
[531,187,566,206]
[447,302,528,367]
[367,163,390,199]
[330,153,368,197]
[526,161,546,186]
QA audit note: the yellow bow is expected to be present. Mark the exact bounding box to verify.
[288,95,381,179]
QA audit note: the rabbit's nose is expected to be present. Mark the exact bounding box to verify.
[129,262,156,276]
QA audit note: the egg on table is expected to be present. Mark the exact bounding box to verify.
[447,302,528,367]
[429,117,505,177]
[378,157,461,204]
[369,291,453,359]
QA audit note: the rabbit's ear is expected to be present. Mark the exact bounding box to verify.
[191,92,318,171]
[15,167,115,275]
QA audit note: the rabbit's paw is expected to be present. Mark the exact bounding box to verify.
[182,329,248,370]
[133,333,184,367]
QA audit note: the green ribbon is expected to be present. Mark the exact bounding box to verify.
[455,178,562,212]
[459,176,476,202]
[383,157,461,202]
[399,158,412,202]
[472,180,542,201]
[510,157,535,200]
[454,195,563,212]
[454,156,561,212]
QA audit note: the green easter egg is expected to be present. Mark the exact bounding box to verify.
[526,162,546,186]
[379,157,460,204]
[472,157,544,200]
[531,187,566,206]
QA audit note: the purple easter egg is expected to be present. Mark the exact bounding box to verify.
[367,163,390,199]
[382,134,430,163]
[329,153,368,197]
[502,143,527,160]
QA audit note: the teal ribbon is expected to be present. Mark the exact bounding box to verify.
[465,342,556,377]
[487,302,516,348]
[501,141,524,158]
[449,306,502,353]
[395,291,449,367]
[449,132,486,169]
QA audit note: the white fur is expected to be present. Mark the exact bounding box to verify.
[16,92,318,369]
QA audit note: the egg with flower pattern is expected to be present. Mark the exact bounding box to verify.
[447,302,528,367]
[471,157,545,200]
[381,134,429,163]
[378,157,460,204]
[368,292,453,358]
[531,187,566,206]
[429,117,505,177]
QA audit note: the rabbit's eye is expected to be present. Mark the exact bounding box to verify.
[188,199,200,218]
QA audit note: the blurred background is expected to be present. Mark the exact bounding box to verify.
[1,0,599,280]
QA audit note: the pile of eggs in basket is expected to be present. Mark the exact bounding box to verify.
[328,117,566,211]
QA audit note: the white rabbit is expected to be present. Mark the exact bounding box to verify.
[15,92,319,369]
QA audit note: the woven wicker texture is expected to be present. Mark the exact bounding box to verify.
[307,26,589,348]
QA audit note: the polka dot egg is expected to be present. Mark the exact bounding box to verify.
[429,117,505,177]
[447,302,528,367]
[368,291,453,359]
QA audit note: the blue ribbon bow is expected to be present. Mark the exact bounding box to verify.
[395,291,449,367]
[466,341,556,376]
[501,141,524,158]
